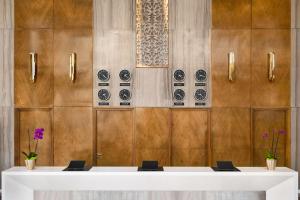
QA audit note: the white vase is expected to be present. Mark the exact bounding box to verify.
[266,159,277,170]
[25,159,36,170]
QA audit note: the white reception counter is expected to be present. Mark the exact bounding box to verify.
[2,167,298,200]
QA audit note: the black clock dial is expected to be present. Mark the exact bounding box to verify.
[174,69,185,82]
[194,89,207,101]
[174,89,185,101]
[97,69,110,82]
[119,89,131,101]
[119,70,131,82]
[195,69,207,82]
[98,89,110,101]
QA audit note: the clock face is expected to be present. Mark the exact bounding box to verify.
[119,70,131,82]
[195,69,207,82]
[194,89,207,101]
[174,89,185,101]
[174,69,185,82]
[119,89,131,101]
[98,89,110,101]
[97,69,110,82]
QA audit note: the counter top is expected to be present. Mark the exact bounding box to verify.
[2,167,298,200]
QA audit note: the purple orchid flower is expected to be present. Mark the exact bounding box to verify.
[278,129,286,135]
[34,128,44,140]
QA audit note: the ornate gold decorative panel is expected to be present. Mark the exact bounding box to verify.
[136,0,169,68]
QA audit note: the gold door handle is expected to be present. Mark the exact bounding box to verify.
[228,52,235,82]
[268,52,275,82]
[29,53,37,83]
[69,53,76,83]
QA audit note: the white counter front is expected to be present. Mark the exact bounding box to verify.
[2,167,298,200]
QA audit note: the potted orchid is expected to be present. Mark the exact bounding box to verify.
[22,128,44,170]
[262,129,286,170]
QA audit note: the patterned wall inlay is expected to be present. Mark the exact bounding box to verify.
[136,0,169,67]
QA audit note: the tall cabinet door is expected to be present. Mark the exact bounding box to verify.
[251,30,290,107]
[135,108,171,166]
[16,109,53,166]
[253,109,288,166]
[14,30,53,107]
[171,109,209,166]
[54,107,93,165]
[96,109,134,166]
[54,29,93,106]
[211,108,251,166]
[212,30,251,107]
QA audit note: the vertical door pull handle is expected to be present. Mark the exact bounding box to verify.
[268,52,275,82]
[29,53,37,83]
[69,53,76,82]
[228,52,235,82]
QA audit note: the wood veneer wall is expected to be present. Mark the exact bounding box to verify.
[13,0,292,168]
[212,0,291,167]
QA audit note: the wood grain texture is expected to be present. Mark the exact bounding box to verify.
[297,0,300,28]
[211,108,251,166]
[14,29,53,108]
[34,191,265,200]
[251,29,290,108]
[17,109,53,166]
[169,0,211,108]
[0,29,13,107]
[0,106,14,187]
[212,0,251,29]
[296,29,300,107]
[93,30,134,107]
[54,107,93,166]
[0,0,14,28]
[15,0,53,29]
[134,68,171,107]
[212,30,251,107]
[96,109,134,166]
[135,108,171,166]
[171,109,209,166]
[252,0,291,28]
[54,29,93,106]
[94,0,134,31]
[93,0,135,107]
[252,109,288,166]
[169,0,211,31]
[54,0,93,29]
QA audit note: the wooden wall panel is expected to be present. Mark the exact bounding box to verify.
[252,109,288,166]
[96,109,133,166]
[134,68,171,107]
[54,0,93,29]
[94,0,133,31]
[251,29,290,107]
[0,0,13,28]
[15,0,53,29]
[54,107,93,166]
[17,109,53,166]
[169,0,211,108]
[252,0,291,28]
[54,29,93,106]
[212,30,251,107]
[14,29,53,108]
[212,0,251,29]
[135,108,171,166]
[171,109,209,166]
[211,108,251,166]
